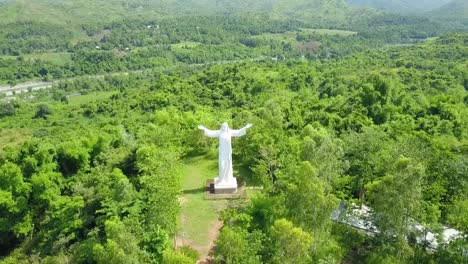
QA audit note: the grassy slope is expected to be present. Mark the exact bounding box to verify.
[178,153,257,256]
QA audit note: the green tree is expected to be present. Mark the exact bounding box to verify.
[215,226,263,264]
[57,142,90,176]
[93,218,150,264]
[0,102,16,118]
[366,157,424,260]
[34,104,52,119]
[285,162,339,256]
[0,163,32,247]
[270,219,312,264]
[446,199,468,233]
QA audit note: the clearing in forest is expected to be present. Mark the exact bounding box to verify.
[67,90,119,105]
[176,155,228,258]
[177,154,259,260]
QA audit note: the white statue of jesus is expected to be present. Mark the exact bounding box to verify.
[198,122,252,190]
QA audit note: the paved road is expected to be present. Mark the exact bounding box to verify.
[0,56,269,97]
[0,81,55,96]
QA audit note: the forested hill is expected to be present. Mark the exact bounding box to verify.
[347,0,451,14]
[0,0,351,24]
[0,0,463,86]
[429,0,468,18]
[0,1,467,263]
[0,33,467,263]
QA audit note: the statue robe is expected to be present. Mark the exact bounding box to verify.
[202,126,247,184]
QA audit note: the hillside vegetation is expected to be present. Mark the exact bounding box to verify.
[348,0,451,14]
[1,32,467,263]
[430,0,468,18]
[0,1,467,263]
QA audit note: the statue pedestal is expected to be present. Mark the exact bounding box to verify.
[213,177,238,194]
[206,179,245,199]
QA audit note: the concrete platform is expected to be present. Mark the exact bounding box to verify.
[205,179,246,200]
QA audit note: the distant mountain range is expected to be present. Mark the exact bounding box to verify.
[0,0,353,25]
[1,0,465,29]
[347,0,452,14]
[429,0,468,18]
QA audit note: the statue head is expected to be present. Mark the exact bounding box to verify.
[221,122,229,131]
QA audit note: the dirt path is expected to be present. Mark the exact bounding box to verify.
[176,219,223,264]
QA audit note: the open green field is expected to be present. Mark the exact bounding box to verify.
[67,90,119,105]
[171,41,203,51]
[252,31,298,43]
[25,52,72,65]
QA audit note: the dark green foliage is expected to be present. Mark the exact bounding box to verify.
[34,104,52,119]
[0,102,16,118]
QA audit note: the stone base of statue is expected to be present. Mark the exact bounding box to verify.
[214,177,238,194]
[206,179,245,200]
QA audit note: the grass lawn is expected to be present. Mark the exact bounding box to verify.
[178,155,228,252]
[67,90,119,105]
[24,52,72,66]
[178,153,259,258]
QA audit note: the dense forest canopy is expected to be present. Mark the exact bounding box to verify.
[0,0,467,263]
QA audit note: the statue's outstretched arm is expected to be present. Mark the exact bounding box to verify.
[198,125,220,138]
[231,123,253,137]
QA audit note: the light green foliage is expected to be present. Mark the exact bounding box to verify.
[446,199,468,233]
[270,219,312,264]
[366,157,424,260]
[178,246,200,263]
[0,162,31,238]
[136,145,180,232]
[301,124,347,188]
[162,249,195,264]
[57,141,90,176]
[67,91,119,105]
[93,219,150,264]
[284,162,339,259]
[215,226,263,264]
